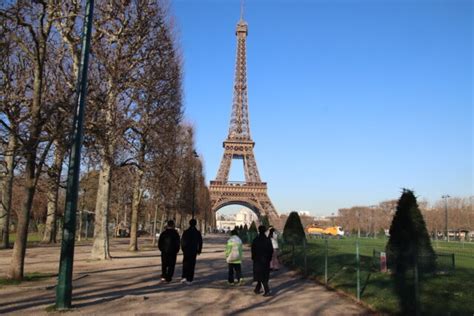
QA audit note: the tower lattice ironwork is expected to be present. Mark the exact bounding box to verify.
[210,16,279,225]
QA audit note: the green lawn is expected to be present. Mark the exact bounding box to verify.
[8,232,42,244]
[280,237,474,314]
[0,272,56,287]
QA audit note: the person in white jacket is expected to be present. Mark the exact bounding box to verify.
[225,229,243,285]
[269,227,280,271]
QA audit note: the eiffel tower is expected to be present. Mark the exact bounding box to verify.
[209,14,280,225]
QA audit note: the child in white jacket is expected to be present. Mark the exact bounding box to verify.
[269,228,280,270]
[225,229,243,285]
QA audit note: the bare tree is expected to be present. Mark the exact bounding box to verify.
[70,1,184,259]
[41,142,64,243]
[1,1,62,279]
[125,29,182,250]
[0,12,29,249]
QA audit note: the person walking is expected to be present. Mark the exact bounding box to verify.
[251,225,273,296]
[158,220,180,283]
[226,229,243,285]
[180,219,203,285]
[269,227,280,271]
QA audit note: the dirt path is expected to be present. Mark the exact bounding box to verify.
[0,234,369,315]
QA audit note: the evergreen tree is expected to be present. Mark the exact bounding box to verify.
[386,189,436,271]
[241,224,249,244]
[283,211,306,244]
[386,189,436,314]
[249,221,258,242]
[260,215,270,228]
[249,221,257,233]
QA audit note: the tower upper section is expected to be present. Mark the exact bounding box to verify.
[228,19,251,141]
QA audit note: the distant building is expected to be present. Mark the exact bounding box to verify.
[216,208,258,231]
[313,216,330,222]
[235,208,258,227]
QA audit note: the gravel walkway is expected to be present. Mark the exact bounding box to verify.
[0,234,370,315]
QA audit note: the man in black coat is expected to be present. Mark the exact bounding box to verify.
[180,219,203,284]
[158,220,181,282]
[251,225,274,296]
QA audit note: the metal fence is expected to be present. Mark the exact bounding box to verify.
[277,236,462,313]
[373,250,455,274]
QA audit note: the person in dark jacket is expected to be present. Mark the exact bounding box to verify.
[158,220,181,282]
[251,225,273,296]
[180,219,203,284]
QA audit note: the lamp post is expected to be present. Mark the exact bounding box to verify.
[357,209,361,239]
[442,194,450,242]
[56,0,94,309]
[369,205,376,239]
[191,151,199,219]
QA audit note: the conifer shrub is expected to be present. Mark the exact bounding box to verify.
[386,189,436,272]
[249,221,258,241]
[241,224,249,243]
[283,211,306,245]
[386,189,436,314]
[249,221,257,233]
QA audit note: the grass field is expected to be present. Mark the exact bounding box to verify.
[280,237,474,314]
[8,232,42,244]
[0,272,56,287]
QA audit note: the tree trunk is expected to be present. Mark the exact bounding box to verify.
[9,153,36,279]
[91,159,112,260]
[42,146,63,243]
[129,169,143,251]
[152,204,159,246]
[159,212,165,238]
[9,61,43,280]
[78,207,83,241]
[124,205,128,226]
[0,132,16,249]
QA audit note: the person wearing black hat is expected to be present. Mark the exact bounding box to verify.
[158,220,181,282]
[180,219,203,284]
[251,225,274,296]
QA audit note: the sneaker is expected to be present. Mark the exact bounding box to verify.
[254,289,262,295]
[238,278,245,285]
[160,278,166,281]
[227,281,235,286]
[180,278,187,283]
[185,281,192,285]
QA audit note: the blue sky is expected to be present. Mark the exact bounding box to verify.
[171,0,473,216]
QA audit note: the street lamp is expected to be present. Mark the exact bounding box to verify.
[369,205,377,239]
[56,0,94,309]
[357,209,361,239]
[191,151,199,219]
[442,194,450,242]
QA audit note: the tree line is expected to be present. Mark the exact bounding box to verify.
[0,1,212,280]
[335,196,473,237]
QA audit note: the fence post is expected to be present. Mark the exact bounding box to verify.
[303,238,308,276]
[325,238,328,285]
[356,239,360,302]
[452,253,455,272]
[414,254,420,316]
[85,220,89,240]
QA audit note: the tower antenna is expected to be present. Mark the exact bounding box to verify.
[240,0,245,21]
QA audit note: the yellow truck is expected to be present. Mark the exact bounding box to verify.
[306,225,344,238]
